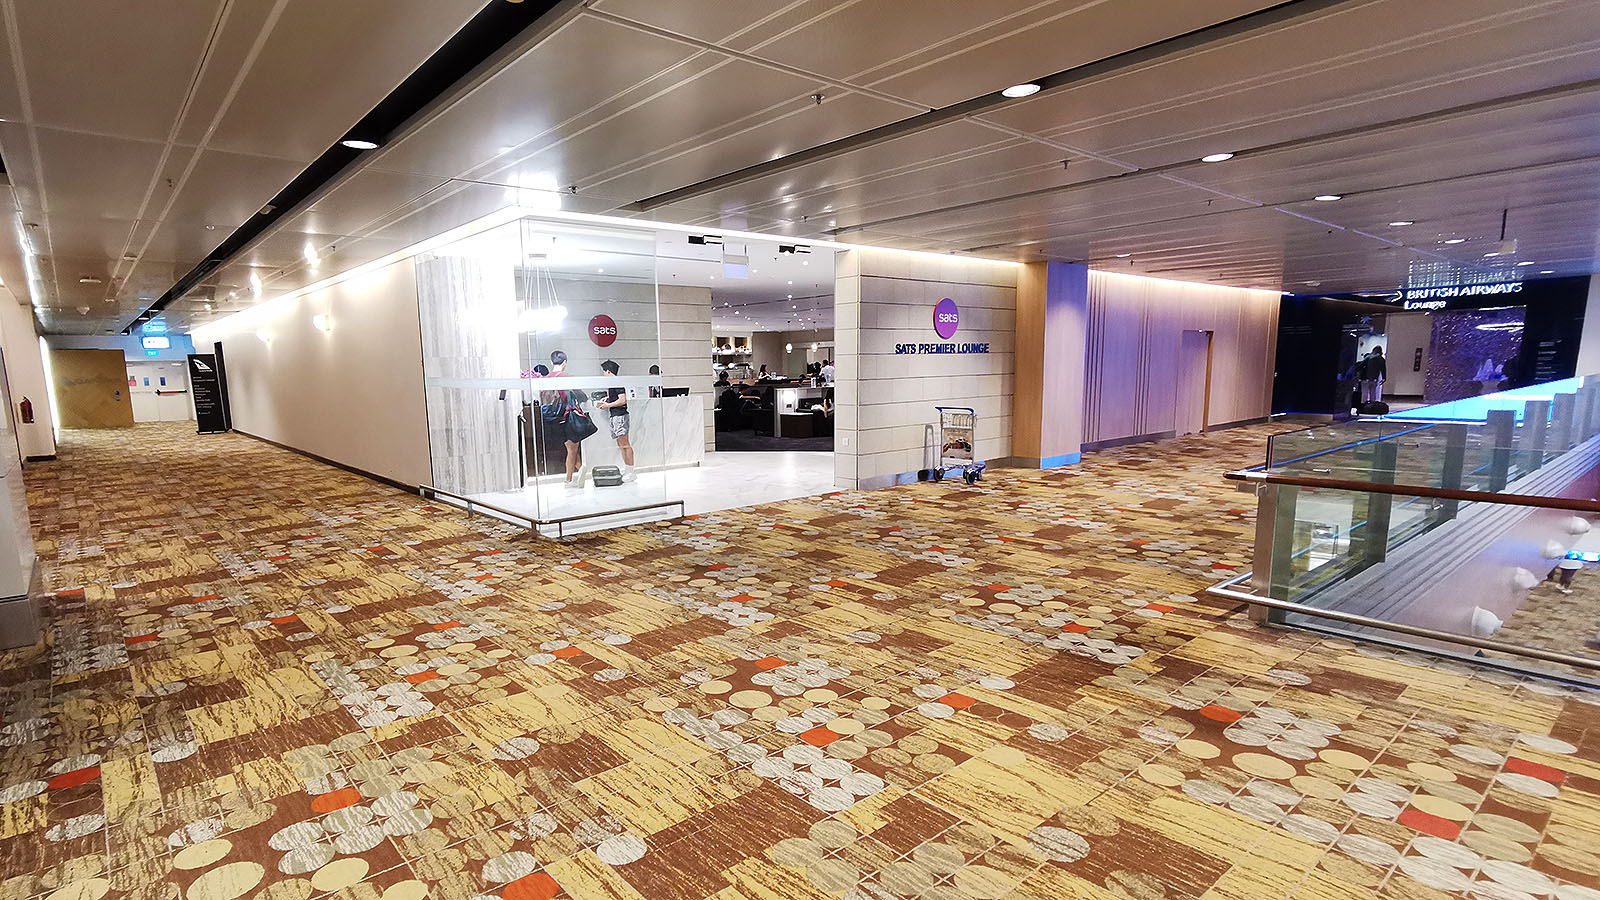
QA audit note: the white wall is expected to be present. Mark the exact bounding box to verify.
[835,250,1018,489]
[1382,312,1430,397]
[0,296,55,459]
[192,259,432,486]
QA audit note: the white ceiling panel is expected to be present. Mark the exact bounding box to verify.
[587,0,805,46]
[370,14,700,182]
[984,0,1600,168]
[297,168,453,238]
[171,0,293,147]
[843,0,1279,107]
[139,221,238,268]
[580,89,911,202]
[161,149,307,230]
[13,0,222,141]
[33,128,166,221]
[205,0,482,162]
[32,217,138,261]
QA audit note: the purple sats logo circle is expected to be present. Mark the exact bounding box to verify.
[933,297,959,339]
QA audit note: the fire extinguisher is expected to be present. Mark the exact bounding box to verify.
[18,398,32,424]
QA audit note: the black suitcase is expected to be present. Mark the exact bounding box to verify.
[1357,400,1389,415]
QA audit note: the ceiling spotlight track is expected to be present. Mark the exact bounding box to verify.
[626,0,1363,213]
[124,0,584,333]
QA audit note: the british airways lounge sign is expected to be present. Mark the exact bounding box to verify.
[895,298,990,355]
[1401,282,1523,310]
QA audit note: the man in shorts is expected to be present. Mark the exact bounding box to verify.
[596,360,635,482]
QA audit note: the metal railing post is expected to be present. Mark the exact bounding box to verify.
[1486,408,1516,492]
[1580,384,1599,441]
[1436,423,1467,523]
[1524,399,1550,471]
[1551,392,1576,451]
[1360,441,1398,566]
[1250,482,1298,623]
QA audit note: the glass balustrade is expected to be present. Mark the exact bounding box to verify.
[1213,375,1600,684]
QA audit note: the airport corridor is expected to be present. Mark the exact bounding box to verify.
[1,423,1596,900]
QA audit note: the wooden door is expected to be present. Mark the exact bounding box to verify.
[1176,330,1213,436]
[52,349,134,428]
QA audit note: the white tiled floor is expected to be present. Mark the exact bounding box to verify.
[469,450,836,535]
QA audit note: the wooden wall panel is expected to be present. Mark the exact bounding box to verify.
[1139,286,1181,436]
[51,348,133,428]
[1085,272,1278,444]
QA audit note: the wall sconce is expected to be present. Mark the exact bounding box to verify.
[785,343,793,353]
[312,313,332,332]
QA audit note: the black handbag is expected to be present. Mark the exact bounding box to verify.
[564,405,598,442]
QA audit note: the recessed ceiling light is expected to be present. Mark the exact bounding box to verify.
[1388,221,1414,227]
[1200,152,1234,163]
[1001,83,1041,98]
[340,138,379,150]
[1539,270,1554,274]
[1443,238,1466,245]
[1115,253,1131,258]
[1516,261,1535,266]
[78,276,102,284]
[1483,252,1499,258]
[1313,194,1342,202]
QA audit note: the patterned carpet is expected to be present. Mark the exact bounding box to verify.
[2,422,1598,900]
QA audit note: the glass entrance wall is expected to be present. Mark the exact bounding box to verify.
[417,214,691,533]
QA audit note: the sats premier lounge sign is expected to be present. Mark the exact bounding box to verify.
[895,298,990,355]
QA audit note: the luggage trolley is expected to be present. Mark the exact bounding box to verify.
[930,406,985,484]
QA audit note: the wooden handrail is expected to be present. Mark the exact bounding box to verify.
[1225,469,1600,513]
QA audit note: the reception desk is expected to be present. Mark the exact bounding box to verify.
[770,384,829,432]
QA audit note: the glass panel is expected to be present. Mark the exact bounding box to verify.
[1263,378,1584,498]
[1261,480,1600,683]
[416,215,685,534]
[517,217,671,532]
